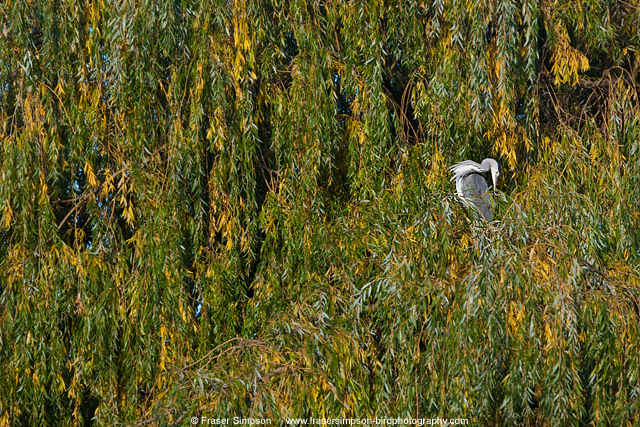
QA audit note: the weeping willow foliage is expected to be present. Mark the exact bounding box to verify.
[1,0,640,425]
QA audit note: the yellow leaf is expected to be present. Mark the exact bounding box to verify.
[2,204,12,229]
[84,161,98,187]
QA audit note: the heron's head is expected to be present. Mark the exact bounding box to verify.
[483,158,501,190]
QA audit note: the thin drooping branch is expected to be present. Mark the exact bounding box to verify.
[56,168,127,231]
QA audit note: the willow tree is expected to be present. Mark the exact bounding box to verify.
[1,0,639,425]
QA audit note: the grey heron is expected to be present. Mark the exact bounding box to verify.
[449,158,502,221]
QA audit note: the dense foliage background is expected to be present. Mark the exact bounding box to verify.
[1,0,640,425]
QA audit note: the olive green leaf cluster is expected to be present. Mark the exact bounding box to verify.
[1,0,639,425]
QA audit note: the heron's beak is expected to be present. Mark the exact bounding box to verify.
[491,171,499,190]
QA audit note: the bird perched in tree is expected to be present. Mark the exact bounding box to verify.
[449,158,502,221]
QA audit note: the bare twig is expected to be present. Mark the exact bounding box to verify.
[171,338,266,373]
[260,365,287,383]
[56,168,127,231]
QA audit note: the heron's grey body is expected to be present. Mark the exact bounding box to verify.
[449,158,501,221]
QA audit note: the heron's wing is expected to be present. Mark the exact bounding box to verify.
[475,196,493,221]
[458,172,487,198]
[458,173,493,221]
[448,160,486,181]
